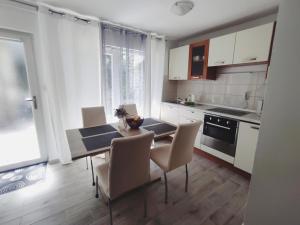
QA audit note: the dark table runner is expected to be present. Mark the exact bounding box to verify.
[82,132,123,151]
[79,124,117,137]
[141,118,161,127]
[143,123,177,135]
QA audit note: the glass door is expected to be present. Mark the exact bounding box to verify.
[0,30,47,172]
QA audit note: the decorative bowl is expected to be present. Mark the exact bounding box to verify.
[126,116,144,129]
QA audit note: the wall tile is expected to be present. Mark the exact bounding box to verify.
[256,73,267,85]
[175,67,267,110]
[226,73,257,85]
[255,84,266,98]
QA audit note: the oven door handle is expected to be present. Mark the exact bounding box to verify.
[206,122,231,130]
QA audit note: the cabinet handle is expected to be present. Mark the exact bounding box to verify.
[215,61,225,64]
[245,57,257,62]
[251,126,260,130]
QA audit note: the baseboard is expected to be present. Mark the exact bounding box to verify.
[193,148,251,179]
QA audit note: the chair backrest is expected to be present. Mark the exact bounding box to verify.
[120,104,138,116]
[108,132,154,200]
[81,106,107,128]
[168,121,201,171]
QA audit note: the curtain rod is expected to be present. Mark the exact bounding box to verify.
[100,20,165,39]
[9,0,38,10]
[100,19,149,35]
[8,0,165,38]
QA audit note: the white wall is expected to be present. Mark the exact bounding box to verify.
[0,1,38,33]
[244,0,300,224]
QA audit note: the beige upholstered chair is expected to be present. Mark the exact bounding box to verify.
[81,106,107,128]
[120,103,138,116]
[95,132,154,225]
[150,121,201,203]
[81,106,107,185]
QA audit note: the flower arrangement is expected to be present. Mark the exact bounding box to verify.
[114,107,128,118]
[114,107,128,128]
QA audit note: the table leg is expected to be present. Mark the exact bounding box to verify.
[90,156,95,186]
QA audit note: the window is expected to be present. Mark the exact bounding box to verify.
[101,24,148,121]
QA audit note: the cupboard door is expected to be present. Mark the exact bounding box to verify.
[189,40,216,80]
[169,45,189,80]
[179,107,204,148]
[208,33,236,66]
[160,103,179,125]
[234,122,260,173]
[189,40,208,79]
[233,23,274,64]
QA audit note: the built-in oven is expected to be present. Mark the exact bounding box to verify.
[201,114,239,163]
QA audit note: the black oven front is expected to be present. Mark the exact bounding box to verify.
[201,114,239,157]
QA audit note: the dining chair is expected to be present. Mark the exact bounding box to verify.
[150,121,201,203]
[81,106,107,185]
[95,132,154,225]
[120,103,138,116]
[81,106,107,128]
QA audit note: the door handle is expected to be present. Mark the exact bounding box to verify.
[206,122,231,130]
[251,126,260,130]
[25,96,38,109]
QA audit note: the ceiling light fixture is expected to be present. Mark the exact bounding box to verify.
[171,0,194,16]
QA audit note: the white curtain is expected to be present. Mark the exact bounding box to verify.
[150,36,166,119]
[101,24,148,121]
[38,6,101,164]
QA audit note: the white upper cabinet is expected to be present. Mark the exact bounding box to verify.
[169,45,189,80]
[208,33,236,66]
[233,23,274,64]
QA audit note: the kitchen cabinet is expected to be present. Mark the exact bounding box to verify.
[233,23,274,64]
[178,107,204,149]
[160,103,204,148]
[160,103,179,125]
[208,33,236,66]
[169,45,189,80]
[188,40,216,80]
[234,122,260,173]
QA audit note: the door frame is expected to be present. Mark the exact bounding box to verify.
[0,29,48,172]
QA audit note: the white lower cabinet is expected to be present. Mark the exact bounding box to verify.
[160,103,204,148]
[234,122,260,173]
[160,103,179,125]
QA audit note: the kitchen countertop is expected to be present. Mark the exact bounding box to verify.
[162,101,261,124]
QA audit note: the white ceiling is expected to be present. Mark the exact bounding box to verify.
[31,0,279,40]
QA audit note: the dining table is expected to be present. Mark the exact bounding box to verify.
[65,118,177,185]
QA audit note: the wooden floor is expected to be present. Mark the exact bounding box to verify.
[0,153,250,225]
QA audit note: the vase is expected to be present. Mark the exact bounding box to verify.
[119,117,128,129]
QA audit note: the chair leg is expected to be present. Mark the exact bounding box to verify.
[164,172,168,204]
[143,185,147,217]
[185,164,188,193]
[85,157,89,170]
[108,199,113,225]
[95,176,99,198]
[90,156,95,186]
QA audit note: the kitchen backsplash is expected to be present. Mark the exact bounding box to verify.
[176,65,268,111]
